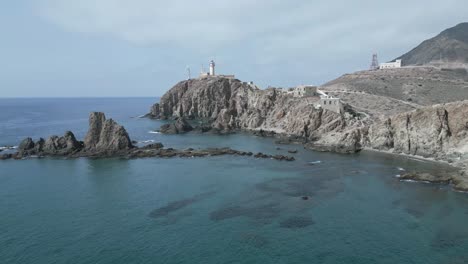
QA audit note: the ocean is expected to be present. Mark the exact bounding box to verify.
[1,98,468,264]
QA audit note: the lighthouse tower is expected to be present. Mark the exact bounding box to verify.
[209,60,215,76]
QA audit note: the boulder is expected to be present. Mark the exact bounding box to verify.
[399,172,453,184]
[42,131,83,155]
[141,143,164,150]
[145,103,161,119]
[18,138,35,153]
[0,153,13,160]
[159,117,193,134]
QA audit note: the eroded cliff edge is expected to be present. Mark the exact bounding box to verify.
[148,77,468,191]
[149,77,366,153]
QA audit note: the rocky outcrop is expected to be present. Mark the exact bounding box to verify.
[149,77,366,152]
[159,117,193,134]
[368,101,468,161]
[399,170,468,192]
[146,77,468,191]
[144,103,161,119]
[151,78,468,160]
[14,112,131,158]
[129,147,294,161]
[83,112,133,154]
[5,111,294,163]
[18,131,83,157]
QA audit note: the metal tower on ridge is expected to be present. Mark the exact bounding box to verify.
[370,53,379,70]
[186,66,191,80]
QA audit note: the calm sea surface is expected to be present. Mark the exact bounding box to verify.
[1,98,468,264]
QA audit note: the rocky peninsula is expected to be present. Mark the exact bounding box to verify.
[1,112,294,162]
[146,76,468,191]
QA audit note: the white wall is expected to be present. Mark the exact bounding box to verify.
[319,96,342,113]
[379,59,402,69]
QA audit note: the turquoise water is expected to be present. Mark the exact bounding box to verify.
[1,98,468,264]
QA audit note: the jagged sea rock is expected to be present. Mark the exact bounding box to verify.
[18,138,35,152]
[145,103,161,119]
[8,111,295,163]
[18,132,83,156]
[399,172,453,184]
[42,131,83,155]
[159,117,193,134]
[84,112,133,154]
[141,142,164,150]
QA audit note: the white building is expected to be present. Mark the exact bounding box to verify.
[199,60,235,79]
[379,59,402,69]
[209,60,215,76]
[292,85,317,97]
[318,95,343,114]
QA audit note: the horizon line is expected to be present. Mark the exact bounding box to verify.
[0,96,161,99]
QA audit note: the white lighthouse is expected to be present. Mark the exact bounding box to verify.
[209,60,215,76]
[198,60,235,79]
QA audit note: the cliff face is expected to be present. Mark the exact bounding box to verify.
[151,77,468,163]
[369,101,468,161]
[152,77,367,153]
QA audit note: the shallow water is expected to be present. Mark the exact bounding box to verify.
[1,98,468,264]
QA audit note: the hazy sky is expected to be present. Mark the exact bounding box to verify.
[1,1,468,97]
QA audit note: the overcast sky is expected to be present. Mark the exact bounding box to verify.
[1,0,468,97]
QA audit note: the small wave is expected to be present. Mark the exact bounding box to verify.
[139,140,155,144]
[0,146,17,150]
[148,131,161,134]
[400,179,418,183]
[395,174,401,178]
[400,179,432,184]
[397,167,405,171]
[408,157,428,163]
[308,161,322,165]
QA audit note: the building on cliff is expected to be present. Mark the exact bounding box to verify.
[199,60,235,79]
[379,59,402,69]
[281,85,317,97]
[292,85,318,97]
[318,95,343,113]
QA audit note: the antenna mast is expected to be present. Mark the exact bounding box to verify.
[186,66,191,80]
[370,53,379,70]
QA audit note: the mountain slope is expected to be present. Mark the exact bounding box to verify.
[396,22,468,66]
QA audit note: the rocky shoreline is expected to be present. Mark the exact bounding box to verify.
[0,112,295,162]
[146,76,468,192]
[399,171,468,192]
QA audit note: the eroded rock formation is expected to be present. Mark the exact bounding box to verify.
[5,111,293,162]
[14,112,132,158]
[369,101,468,161]
[159,117,193,134]
[18,131,83,157]
[149,77,365,153]
[83,112,133,154]
[148,76,468,191]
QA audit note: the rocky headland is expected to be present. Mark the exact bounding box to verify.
[146,76,468,191]
[1,112,294,162]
